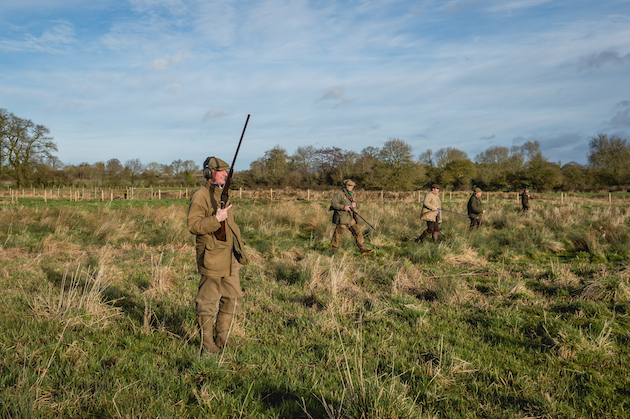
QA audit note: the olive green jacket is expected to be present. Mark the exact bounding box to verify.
[421,191,441,222]
[187,180,247,277]
[521,191,530,208]
[331,188,354,226]
[467,194,483,219]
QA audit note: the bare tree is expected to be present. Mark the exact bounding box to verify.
[291,145,316,180]
[124,158,144,185]
[182,160,199,173]
[144,162,164,176]
[434,147,468,169]
[171,159,184,175]
[0,108,58,187]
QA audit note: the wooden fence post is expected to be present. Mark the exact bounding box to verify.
[609,192,612,205]
[270,188,273,200]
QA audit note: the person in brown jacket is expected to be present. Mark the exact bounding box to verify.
[415,184,442,243]
[330,179,373,255]
[188,156,248,354]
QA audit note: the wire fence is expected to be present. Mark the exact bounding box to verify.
[1,186,629,205]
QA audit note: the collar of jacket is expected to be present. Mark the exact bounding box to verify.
[205,180,222,194]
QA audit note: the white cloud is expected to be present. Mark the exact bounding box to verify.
[316,86,346,102]
[165,84,181,95]
[486,0,553,13]
[1,0,629,168]
[150,52,190,70]
[202,107,229,121]
[0,21,76,53]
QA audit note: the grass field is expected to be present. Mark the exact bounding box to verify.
[1,196,629,418]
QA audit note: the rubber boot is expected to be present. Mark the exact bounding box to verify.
[415,231,428,243]
[432,233,439,244]
[359,244,373,255]
[197,316,221,354]
[215,311,241,349]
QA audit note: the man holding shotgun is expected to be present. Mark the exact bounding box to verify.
[187,116,250,354]
[330,179,373,255]
[467,187,485,230]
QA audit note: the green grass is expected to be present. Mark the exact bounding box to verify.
[1,198,630,418]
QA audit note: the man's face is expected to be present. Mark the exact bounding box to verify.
[346,185,354,191]
[210,169,228,186]
[432,188,439,193]
[476,192,482,197]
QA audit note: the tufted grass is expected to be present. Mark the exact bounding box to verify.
[1,197,629,418]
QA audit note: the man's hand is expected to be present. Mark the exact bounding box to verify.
[216,204,232,222]
[344,206,352,212]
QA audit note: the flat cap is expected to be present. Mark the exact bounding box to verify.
[474,187,482,193]
[431,183,440,189]
[344,179,356,187]
[203,156,229,171]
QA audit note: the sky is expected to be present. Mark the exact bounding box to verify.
[1,0,629,171]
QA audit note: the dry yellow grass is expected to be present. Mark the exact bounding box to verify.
[29,265,122,328]
[443,245,486,267]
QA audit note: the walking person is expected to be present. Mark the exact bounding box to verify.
[415,184,442,243]
[330,179,373,255]
[521,188,531,211]
[187,156,248,354]
[467,187,486,230]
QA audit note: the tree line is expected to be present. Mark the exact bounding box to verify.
[2,108,629,191]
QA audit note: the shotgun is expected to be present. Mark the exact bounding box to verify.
[350,207,376,230]
[215,114,250,241]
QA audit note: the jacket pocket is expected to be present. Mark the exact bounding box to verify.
[203,236,230,273]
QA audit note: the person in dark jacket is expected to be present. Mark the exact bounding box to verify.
[330,179,373,255]
[467,187,485,230]
[521,188,530,211]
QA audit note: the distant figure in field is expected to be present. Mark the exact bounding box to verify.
[329,179,373,255]
[467,187,486,230]
[187,156,248,354]
[521,188,531,211]
[415,184,442,244]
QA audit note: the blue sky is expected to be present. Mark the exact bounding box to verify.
[1,0,629,170]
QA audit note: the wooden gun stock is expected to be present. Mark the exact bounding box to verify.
[215,221,227,241]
